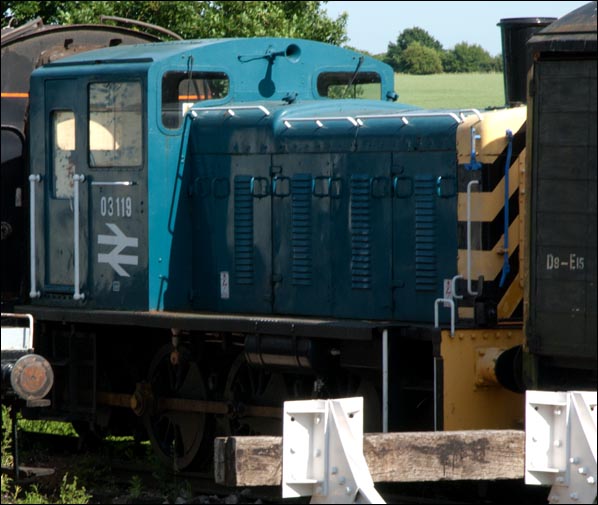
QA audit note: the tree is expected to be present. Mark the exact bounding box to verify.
[444,42,495,73]
[1,1,348,45]
[401,42,443,75]
[385,27,443,72]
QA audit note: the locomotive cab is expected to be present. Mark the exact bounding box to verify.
[27,38,395,311]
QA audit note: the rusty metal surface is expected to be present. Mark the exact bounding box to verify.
[528,2,597,52]
[536,1,596,34]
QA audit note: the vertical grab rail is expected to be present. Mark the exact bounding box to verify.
[28,175,41,298]
[72,174,85,301]
[434,298,455,337]
[499,130,513,288]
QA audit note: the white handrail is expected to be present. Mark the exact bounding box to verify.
[458,108,483,122]
[190,105,271,116]
[356,111,462,124]
[28,174,41,299]
[72,174,85,301]
[434,298,455,337]
[283,116,360,128]
[451,274,464,300]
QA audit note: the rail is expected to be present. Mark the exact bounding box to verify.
[99,15,183,40]
[1,312,34,350]
[28,175,41,298]
[434,298,455,337]
[190,105,271,118]
[356,111,463,124]
[72,174,85,301]
[283,111,464,130]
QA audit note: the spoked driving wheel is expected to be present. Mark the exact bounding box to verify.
[144,344,209,470]
[222,354,289,436]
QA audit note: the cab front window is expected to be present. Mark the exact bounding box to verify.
[317,71,382,99]
[89,81,142,167]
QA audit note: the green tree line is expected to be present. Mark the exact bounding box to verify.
[382,26,502,74]
[2,2,500,75]
[1,1,348,44]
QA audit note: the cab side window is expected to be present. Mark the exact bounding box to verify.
[161,71,229,129]
[53,110,75,198]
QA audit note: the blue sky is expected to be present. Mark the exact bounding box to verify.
[323,1,590,56]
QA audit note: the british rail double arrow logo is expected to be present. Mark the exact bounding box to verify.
[97,223,139,277]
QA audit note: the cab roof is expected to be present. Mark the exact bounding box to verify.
[32,37,397,103]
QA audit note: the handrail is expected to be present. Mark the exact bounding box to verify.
[282,111,463,130]
[72,174,85,301]
[356,111,463,124]
[451,274,464,300]
[1,312,34,349]
[355,113,410,125]
[434,298,455,337]
[499,130,514,288]
[190,105,271,117]
[99,15,183,40]
[283,116,360,128]
[28,174,41,299]
[458,108,483,122]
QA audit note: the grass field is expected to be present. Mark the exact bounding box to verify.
[394,72,505,110]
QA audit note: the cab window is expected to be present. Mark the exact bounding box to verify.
[89,81,142,167]
[317,71,381,99]
[161,71,229,129]
[53,110,75,198]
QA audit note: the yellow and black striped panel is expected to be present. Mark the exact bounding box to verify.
[455,107,527,321]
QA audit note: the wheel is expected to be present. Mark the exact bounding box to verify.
[144,344,209,470]
[221,354,289,436]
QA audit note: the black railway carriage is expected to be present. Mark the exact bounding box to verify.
[523,1,597,390]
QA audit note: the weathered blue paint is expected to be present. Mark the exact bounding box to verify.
[187,99,460,322]
[28,38,396,311]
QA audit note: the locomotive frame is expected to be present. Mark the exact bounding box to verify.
[14,36,527,468]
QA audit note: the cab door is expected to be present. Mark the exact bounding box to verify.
[42,79,89,299]
[40,79,146,307]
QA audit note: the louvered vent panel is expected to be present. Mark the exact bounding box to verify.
[234,176,254,285]
[350,175,371,289]
[414,176,437,291]
[291,174,313,286]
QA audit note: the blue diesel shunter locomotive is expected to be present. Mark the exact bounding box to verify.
[22,37,530,468]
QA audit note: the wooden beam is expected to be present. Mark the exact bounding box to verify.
[214,436,283,487]
[214,430,524,487]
